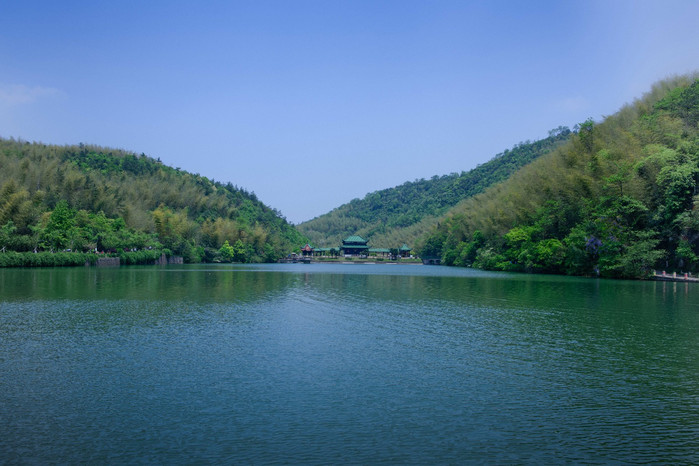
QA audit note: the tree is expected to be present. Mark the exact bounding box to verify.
[389,248,399,260]
[657,162,699,219]
[219,240,235,262]
[454,230,485,267]
[577,118,595,152]
[0,221,17,252]
[675,238,697,270]
[601,231,665,278]
[232,239,249,263]
[42,200,76,251]
[533,238,565,272]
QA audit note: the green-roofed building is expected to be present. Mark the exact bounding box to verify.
[299,235,410,259]
[341,235,370,256]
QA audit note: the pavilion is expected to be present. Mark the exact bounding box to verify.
[341,235,370,256]
[297,235,411,259]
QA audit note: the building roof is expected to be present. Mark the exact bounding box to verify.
[342,244,369,249]
[343,235,367,244]
[400,244,411,251]
[301,244,313,251]
[369,248,391,253]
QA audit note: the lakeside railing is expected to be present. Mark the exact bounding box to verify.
[653,270,698,282]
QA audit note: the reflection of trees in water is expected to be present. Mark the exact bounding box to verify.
[0,266,301,334]
[0,266,295,304]
[3,266,693,312]
[3,266,694,341]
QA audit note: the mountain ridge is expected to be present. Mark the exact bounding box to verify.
[298,128,571,249]
[0,138,307,263]
[418,74,699,278]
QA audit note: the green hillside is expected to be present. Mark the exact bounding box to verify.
[298,129,571,248]
[0,139,306,264]
[419,74,699,278]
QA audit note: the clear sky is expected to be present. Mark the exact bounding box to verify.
[2,1,699,224]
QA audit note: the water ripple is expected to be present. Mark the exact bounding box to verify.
[1,265,698,464]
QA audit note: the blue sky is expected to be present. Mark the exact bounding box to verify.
[2,1,699,224]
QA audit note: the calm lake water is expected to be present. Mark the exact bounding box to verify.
[1,263,698,464]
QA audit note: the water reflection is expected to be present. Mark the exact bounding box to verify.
[1,264,698,463]
[0,265,298,303]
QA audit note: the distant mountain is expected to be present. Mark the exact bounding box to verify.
[0,139,306,262]
[418,74,699,279]
[298,129,571,248]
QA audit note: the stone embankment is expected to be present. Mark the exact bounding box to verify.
[154,254,184,265]
[96,257,120,267]
[88,254,184,267]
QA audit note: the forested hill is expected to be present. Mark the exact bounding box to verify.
[419,74,699,279]
[298,129,571,248]
[0,139,306,262]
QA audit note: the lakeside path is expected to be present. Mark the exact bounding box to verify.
[652,271,699,283]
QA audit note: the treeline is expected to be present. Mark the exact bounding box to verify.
[418,75,699,279]
[299,128,571,247]
[0,249,164,268]
[0,139,307,264]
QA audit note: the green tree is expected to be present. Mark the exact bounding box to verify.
[42,200,77,251]
[0,221,17,252]
[533,238,565,272]
[577,118,595,153]
[675,238,697,270]
[219,240,235,262]
[232,239,249,263]
[657,162,699,219]
[601,231,665,278]
[563,226,598,276]
[453,230,485,267]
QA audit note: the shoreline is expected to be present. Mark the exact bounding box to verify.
[278,258,423,265]
[651,271,699,283]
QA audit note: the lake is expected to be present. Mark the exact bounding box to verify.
[1,263,697,464]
